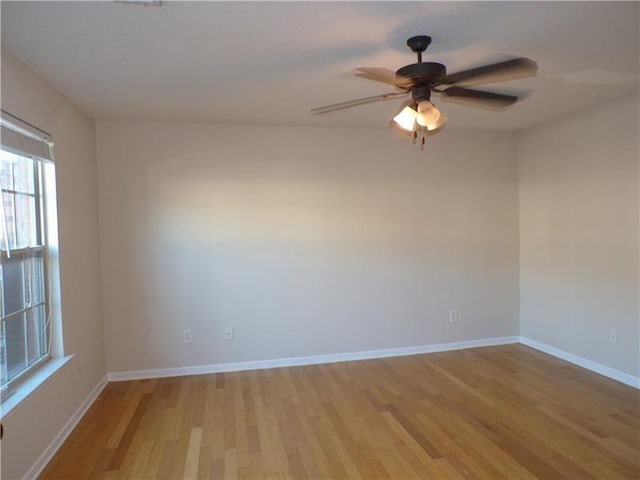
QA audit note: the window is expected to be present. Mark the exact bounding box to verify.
[0,112,55,395]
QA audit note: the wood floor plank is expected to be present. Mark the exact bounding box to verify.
[183,428,202,479]
[40,344,640,479]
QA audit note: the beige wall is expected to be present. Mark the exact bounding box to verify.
[1,49,105,479]
[518,92,640,377]
[96,121,520,373]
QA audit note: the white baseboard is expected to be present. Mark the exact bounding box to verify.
[520,336,640,389]
[109,337,640,389]
[23,375,108,480]
[107,336,520,382]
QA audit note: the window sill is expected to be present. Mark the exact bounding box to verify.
[0,355,73,418]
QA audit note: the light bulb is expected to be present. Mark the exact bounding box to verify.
[416,101,441,129]
[393,106,417,131]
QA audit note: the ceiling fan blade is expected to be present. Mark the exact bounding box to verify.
[355,67,397,86]
[439,87,519,109]
[354,67,413,90]
[442,58,538,87]
[310,91,408,115]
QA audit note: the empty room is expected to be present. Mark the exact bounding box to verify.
[0,1,638,479]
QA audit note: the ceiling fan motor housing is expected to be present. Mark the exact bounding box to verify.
[396,62,447,90]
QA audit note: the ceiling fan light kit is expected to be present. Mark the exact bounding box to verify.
[392,101,446,150]
[311,35,538,150]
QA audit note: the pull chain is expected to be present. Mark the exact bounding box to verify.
[410,127,429,150]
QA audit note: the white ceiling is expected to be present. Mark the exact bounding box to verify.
[1,1,638,132]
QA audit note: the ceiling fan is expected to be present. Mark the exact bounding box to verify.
[311,35,538,147]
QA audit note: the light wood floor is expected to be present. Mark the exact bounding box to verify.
[42,344,639,479]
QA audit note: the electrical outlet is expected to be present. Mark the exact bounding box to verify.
[609,330,618,344]
[224,327,233,341]
[448,310,459,324]
[183,328,192,344]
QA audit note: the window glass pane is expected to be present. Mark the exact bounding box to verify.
[2,255,24,316]
[24,252,45,306]
[0,152,13,191]
[3,314,27,383]
[1,192,17,249]
[0,265,4,318]
[0,322,6,384]
[26,305,47,365]
[13,156,35,194]
[15,194,37,247]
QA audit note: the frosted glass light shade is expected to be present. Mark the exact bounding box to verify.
[393,106,417,131]
[416,101,445,130]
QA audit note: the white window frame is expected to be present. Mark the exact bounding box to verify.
[0,110,59,403]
